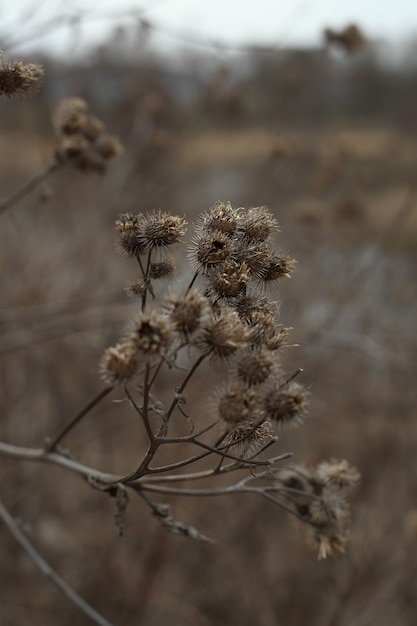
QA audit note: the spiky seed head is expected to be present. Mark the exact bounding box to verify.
[200,201,240,235]
[220,419,273,458]
[233,294,280,324]
[165,289,208,338]
[241,206,279,242]
[189,230,233,270]
[216,385,259,425]
[53,98,88,135]
[149,256,176,280]
[315,459,360,490]
[131,314,172,355]
[207,260,249,299]
[100,342,138,386]
[263,381,309,428]
[233,241,273,278]
[197,307,249,359]
[115,213,141,232]
[124,281,147,298]
[235,347,275,386]
[137,211,187,249]
[259,253,296,283]
[0,59,44,98]
[115,214,147,257]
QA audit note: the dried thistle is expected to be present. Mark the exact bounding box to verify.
[240,206,279,242]
[0,57,44,98]
[97,200,359,558]
[165,289,208,339]
[220,419,274,458]
[196,307,249,359]
[137,210,187,250]
[263,381,309,429]
[324,23,367,55]
[207,260,249,299]
[149,255,176,280]
[189,230,234,270]
[100,342,138,386]
[130,313,172,355]
[234,347,276,387]
[199,201,241,235]
[216,384,260,426]
[53,98,123,172]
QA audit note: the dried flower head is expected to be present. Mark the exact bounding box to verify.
[233,240,273,278]
[137,210,187,250]
[115,214,147,257]
[115,213,139,232]
[0,58,44,97]
[220,419,273,458]
[149,256,176,280]
[324,23,366,55]
[200,201,241,235]
[53,97,123,172]
[100,342,138,386]
[131,314,172,355]
[125,281,147,298]
[207,260,249,299]
[53,98,88,135]
[315,459,360,490]
[189,230,234,271]
[234,294,280,325]
[276,461,359,559]
[216,385,260,425]
[165,289,208,339]
[197,307,249,359]
[235,347,275,387]
[240,206,279,242]
[259,253,296,283]
[263,381,309,428]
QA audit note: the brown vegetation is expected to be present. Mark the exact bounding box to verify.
[1,17,417,626]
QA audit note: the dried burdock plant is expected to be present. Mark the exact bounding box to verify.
[0,93,122,217]
[0,53,44,98]
[0,199,359,625]
[95,200,358,554]
[53,97,123,172]
[323,23,367,55]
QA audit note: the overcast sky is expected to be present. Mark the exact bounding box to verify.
[2,0,417,58]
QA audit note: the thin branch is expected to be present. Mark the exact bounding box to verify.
[45,386,113,452]
[163,351,210,426]
[0,440,117,481]
[185,269,200,294]
[0,498,114,626]
[125,373,155,441]
[0,161,61,217]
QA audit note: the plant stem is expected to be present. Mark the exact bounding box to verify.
[0,498,114,626]
[165,351,210,422]
[45,386,113,452]
[0,160,61,217]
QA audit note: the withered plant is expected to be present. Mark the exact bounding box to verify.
[0,64,359,625]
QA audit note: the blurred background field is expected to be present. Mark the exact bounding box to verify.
[1,3,417,625]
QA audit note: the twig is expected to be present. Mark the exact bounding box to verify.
[45,386,113,452]
[164,351,210,423]
[0,161,61,217]
[0,498,114,626]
